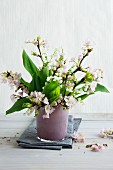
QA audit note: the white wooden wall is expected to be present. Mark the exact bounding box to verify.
[0,0,113,126]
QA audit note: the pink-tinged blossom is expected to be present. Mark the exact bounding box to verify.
[10,94,17,103]
[97,144,105,150]
[45,105,55,115]
[91,71,97,78]
[18,91,23,97]
[0,71,21,89]
[70,57,76,62]
[33,97,40,103]
[43,105,55,118]
[14,72,21,80]
[84,40,94,49]
[64,96,76,107]
[30,91,45,101]
[43,97,49,105]
[79,137,85,143]
[62,67,68,74]
[86,66,92,72]
[87,88,94,94]
[43,113,50,119]
[99,128,107,138]
[67,75,72,80]
[23,88,29,94]
[13,80,20,88]
[99,128,113,138]
[36,92,45,100]
[41,39,49,50]
[91,69,103,80]
[91,144,105,152]
[66,82,72,87]
[0,76,7,83]
[78,55,83,61]
[72,131,85,143]
[91,145,100,152]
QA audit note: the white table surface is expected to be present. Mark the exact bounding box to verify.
[0,118,113,170]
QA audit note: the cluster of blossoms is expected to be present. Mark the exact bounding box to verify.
[27,91,55,118]
[0,71,21,88]
[100,128,113,138]
[90,144,105,152]
[72,131,85,143]
[86,143,107,152]
[0,71,28,102]
[0,36,108,118]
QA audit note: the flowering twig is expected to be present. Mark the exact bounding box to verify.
[36,36,42,57]
[71,48,93,76]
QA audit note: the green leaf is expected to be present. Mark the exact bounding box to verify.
[49,86,60,103]
[28,74,42,92]
[39,66,50,87]
[77,93,94,100]
[20,77,29,87]
[49,70,53,76]
[22,50,40,77]
[43,80,60,103]
[6,98,32,115]
[43,80,59,95]
[60,84,66,97]
[95,83,109,93]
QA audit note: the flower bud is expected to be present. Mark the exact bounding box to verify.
[37,36,41,41]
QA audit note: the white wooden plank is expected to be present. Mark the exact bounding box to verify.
[79,121,113,128]
[0,134,113,169]
[1,112,113,121]
[1,120,113,129]
[70,113,113,120]
[0,120,34,129]
[0,120,113,137]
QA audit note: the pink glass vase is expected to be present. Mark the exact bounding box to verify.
[36,106,68,140]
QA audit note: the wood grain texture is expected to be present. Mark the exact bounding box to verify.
[1,116,113,137]
[0,120,113,170]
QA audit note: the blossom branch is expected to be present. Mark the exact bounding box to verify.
[37,38,42,57]
[71,49,93,75]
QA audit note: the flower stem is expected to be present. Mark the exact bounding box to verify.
[37,39,42,57]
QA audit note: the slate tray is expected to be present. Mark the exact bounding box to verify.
[17,115,81,150]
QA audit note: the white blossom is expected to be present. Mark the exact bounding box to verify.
[45,105,55,115]
[10,94,17,103]
[64,96,76,107]
[90,81,97,92]
[43,97,49,104]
